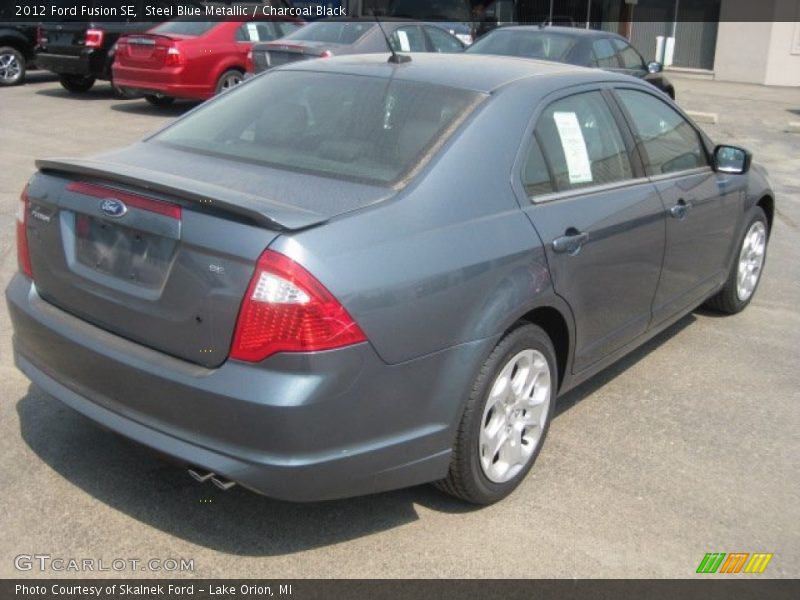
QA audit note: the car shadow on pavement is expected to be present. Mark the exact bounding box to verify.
[35,85,125,101]
[109,100,199,117]
[15,312,696,556]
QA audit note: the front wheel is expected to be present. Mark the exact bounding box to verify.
[59,74,95,93]
[434,323,557,504]
[0,46,26,86]
[705,206,769,314]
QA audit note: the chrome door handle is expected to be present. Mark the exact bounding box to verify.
[552,230,589,255]
[669,199,693,219]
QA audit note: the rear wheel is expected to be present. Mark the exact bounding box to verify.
[59,74,95,93]
[144,94,175,107]
[0,46,26,86]
[215,69,244,94]
[434,323,557,504]
[705,206,769,314]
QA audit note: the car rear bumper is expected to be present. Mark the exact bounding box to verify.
[6,274,489,501]
[36,51,107,79]
[112,65,213,100]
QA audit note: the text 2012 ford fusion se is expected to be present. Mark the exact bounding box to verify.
[7,54,773,504]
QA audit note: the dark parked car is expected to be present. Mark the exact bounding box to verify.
[468,25,676,99]
[8,54,773,504]
[0,22,39,86]
[250,18,464,73]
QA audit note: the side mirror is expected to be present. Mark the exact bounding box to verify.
[714,144,752,175]
[647,61,663,74]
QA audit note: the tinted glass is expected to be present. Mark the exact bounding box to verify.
[616,89,709,175]
[522,140,555,197]
[153,71,483,185]
[425,26,464,53]
[283,22,373,44]
[237,22,279,42]
[591,38,618,68]
[535,91,633,191]
[276,22,302,37]
[612,39,644,69]
[150,19,219,36]
[389,26,427,52]
[467,30,574,61]
[151,20,217,36]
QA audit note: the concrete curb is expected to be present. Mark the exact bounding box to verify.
[686,111,719,124]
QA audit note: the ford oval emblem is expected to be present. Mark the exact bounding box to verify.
[100,198,127,218]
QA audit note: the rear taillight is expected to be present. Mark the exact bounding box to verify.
[16,186,33,279]
[230,250,367,362]
[84,28,105,49]
[165,46,185,67]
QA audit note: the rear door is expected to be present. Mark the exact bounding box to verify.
[516,88,666,373]
[612,87,742,325]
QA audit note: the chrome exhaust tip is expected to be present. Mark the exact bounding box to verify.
[210,476,237,491]
[188,468,215,483]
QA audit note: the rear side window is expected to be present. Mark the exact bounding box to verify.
[616,89,709,175]
[425,25,464,53]
[151,20,217,36]
[522,140,555,197]
[389,26,427,52]
[534,91,633,192]
[283,22,373,44]
[152,71,483,185]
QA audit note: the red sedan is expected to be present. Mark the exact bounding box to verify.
[113,19,303,106]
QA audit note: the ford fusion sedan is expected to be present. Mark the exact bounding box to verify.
[113,18,303,106]
[7,54,772,504]
[467,25,676,99]
[249,19,464,74]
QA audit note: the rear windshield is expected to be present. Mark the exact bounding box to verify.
[151,71,483,185]
[282,22,373,45]
[467,30,575,62]
[151,20,217,36]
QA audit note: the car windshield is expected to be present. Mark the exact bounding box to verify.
[387,0,471,21]
[151,71,484,185]
[281,22,374,45]
[151,20,217,36]
[467,30,575,61]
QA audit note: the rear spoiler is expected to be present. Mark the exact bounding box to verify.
[36,158,327,231]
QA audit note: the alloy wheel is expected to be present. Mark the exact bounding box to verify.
[0,52,21,83]
[736,220,766,302]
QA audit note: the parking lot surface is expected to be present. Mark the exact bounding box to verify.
[0,73,798,578]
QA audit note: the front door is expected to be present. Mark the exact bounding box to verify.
[517,89,666,373]
[612,87,742,324]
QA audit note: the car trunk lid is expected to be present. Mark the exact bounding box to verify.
[116,33,193,69]
[28,144,394,367]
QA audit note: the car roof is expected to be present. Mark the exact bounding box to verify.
[273,52,619,94]
[488,25,621,41]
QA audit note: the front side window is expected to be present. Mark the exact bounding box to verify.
[612,39,645,70]
[152,71,483,185]
[534,91,633,192]
[616,89,709,175]
[591,38,618,68]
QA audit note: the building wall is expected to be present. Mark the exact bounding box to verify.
[713,0,800,86]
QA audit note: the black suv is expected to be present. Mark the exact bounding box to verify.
[36,1,207,94]
[0,21,38,86]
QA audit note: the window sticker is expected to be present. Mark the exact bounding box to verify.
[396,30,412,52]
[553,111,593,184]
[246,23,259,41]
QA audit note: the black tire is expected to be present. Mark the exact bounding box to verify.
[434,323,557,505]
[705,206,769,314]
[59,74,95,93]
[0,46,26,86]
[144,94,175,107]
[215,68,244,95]
[666,86,676,100]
